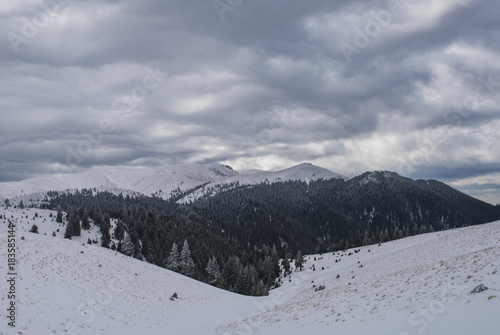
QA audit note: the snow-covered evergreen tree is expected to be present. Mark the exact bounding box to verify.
[166,242,180,272]
[121,233,134,256]
[180,239,195,277]
[206,257,221,286]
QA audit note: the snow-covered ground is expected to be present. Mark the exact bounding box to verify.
[1,205,499,334]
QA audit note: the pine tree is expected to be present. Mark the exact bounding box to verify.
[239,266,256,295]
[101,223,111,248]
[206,257,222,286]
[270,246,281,278]
[29,224,38,233]
[56,207,63,223]
[253,279,268,296]
[282,253,291,276]
[81,210,91,230]
[223,256,241,290]
[166,242,180,271]
[295,250,304,271]
[121,233,134,256]
[64,223,72,239]
[69,210,81,237]
[180,239,195,277]
[262,256,275,285]
[114,221,125,241]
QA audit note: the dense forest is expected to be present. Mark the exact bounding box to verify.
[41,171,500,296]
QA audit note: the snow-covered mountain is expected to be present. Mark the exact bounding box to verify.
[1,205,499,334]
[0,162,345,202]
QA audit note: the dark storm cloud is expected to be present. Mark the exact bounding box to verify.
[0,0,499,203]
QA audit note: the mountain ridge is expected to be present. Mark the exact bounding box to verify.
[0,162,345,202]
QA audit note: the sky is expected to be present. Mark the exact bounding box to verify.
[0,0,499,204]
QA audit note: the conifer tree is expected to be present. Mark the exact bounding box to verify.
[282,253,291,276]
[253,279,268,296]
[81,210,91,230]
[64,222,72,239]
[69,210,81,237]
[166,242,180,271]
[121,233,134,256]
[56,207,63,223]
[180,239,195,277]
[114,221,125,241]
[295,250,304,271]
[206,257,222,286]
[223,256,241,290]
[29,224,38,233]
[239,266,256,295]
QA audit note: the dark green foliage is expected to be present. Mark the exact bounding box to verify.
[29,224,38,233]
[81,209,91,230]
[206,257,222,286]
[56,207,63,223]
[64,223,72,239]
[114,220,125,240]
[190,172,500,253]
[69,210,81,237]
[282,253,291,276]
[295,250,304,271]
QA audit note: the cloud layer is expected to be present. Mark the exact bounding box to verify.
[1,0,499,203]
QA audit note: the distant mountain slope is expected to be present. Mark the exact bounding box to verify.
[189,172,500,253]
[178,163,346,203]
[1,204,499,335]
[0,163,344,202]
[0,163,237,200]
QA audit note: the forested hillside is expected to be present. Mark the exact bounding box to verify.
[40,171,500,296]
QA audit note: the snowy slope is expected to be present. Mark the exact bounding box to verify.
[0,164,237,201]
[0,206,261,335]
[0,163,344,203]
[1,204,499,335]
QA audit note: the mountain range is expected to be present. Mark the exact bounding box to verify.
[0,162,345,202]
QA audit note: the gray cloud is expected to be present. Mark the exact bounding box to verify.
[0,0,499,203]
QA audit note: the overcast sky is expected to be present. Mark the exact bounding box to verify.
[1,0,499,204]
